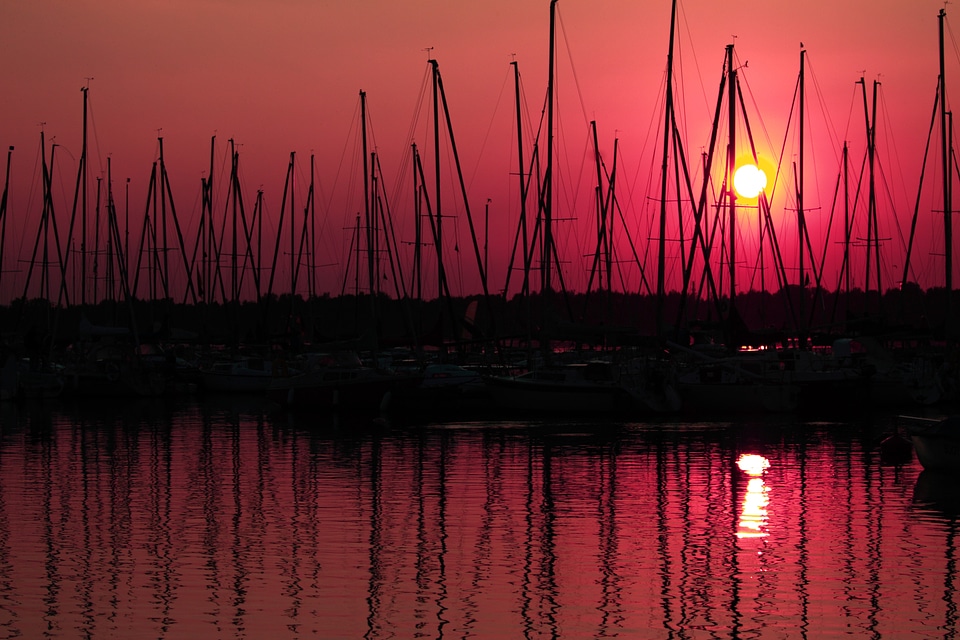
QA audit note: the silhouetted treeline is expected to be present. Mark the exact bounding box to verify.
[0,281,954,354]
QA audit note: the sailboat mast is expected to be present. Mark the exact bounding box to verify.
[429,61,444,302]
[309,153,316,298]
[81,86,88,306]
[727,44,737,316]
[159,136,170,300]
[412,143,422,301]
[206,135,215,305]
[940,8,953,331]
[0,146,11,299]
[799,46,806,342]
[361,90,374,302]
[230,138,238,302]
[657,0,678,337]
[843,142,850,305]
[512,60,530,297]
[93,176,101,304]
[545,0,557,299]
[290,150,296,297]
[871,80,881,300]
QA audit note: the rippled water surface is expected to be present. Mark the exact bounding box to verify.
[0,398,956,638]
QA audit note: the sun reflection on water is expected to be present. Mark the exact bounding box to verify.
[737,454,770,539]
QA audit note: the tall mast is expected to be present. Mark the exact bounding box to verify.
[544,0,557,299]
[159,136,170,300]
[430,61,444,301]
[289,151,296,297]
[309,153,316,298]
[0,146,12,299]
[512,60,530,298]
[727,43,737,317]
[412,143,422,301]
[843,141,850,307]
[206,135,215,305]
[81,85,88,305]
[93,176,101,304]
[657,0,678,337]
[361,90,374,300]
[858,77,876,307]
[798,46,806,343]
[941,8,953,332]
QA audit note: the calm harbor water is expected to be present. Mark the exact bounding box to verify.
[0,397,956,638]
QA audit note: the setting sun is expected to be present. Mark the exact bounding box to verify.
[733,164,767,199]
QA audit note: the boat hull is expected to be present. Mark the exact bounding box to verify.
[911,433,960,472]
[904,416,960,473]
[678,381,800,414]
[268,369,421,413]
[485,376,632,415]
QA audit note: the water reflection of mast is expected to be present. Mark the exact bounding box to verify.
[945,521,958,631]
[863,437,882,633]
[413,434,428,629]
[436,433,450,636]
[78,422,96,632]
[597,445,623,633]
[539,438,559,634]
[839,434,858,627]
[522,435,558,636]
[365,435,384,637]
[199,405,225,627]
[521,432,535,634]
[465,432,503,631]
[655,437,674,629]
[148,415,175,629]
[798,443,810,635]
[228,413,249,629]
[39,412,61,631]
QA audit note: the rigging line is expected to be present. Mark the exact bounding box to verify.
[947,11,960,76]
[763,67,799,218]
[875,158,910,258]
[328,99,362,276]
[625,55,668,228]
[677,0,714,123]
[805,54,844,163]
[361,99,404,231]
[14,137,44,267]
[735,53,778,172]
[841,81,862,146]
[520,72,543,171]
[403,64,434,165]
[466,63,513,193]
[875,84,912,257]
[555,7,590,128]
[880,80,907,212]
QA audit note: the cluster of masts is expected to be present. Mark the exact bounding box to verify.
[0,2,955,343]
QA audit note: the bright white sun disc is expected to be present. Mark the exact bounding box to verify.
[734,164,767,198]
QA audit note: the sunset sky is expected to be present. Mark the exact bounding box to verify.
[0,0,952,303]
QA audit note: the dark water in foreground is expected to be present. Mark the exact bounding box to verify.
[0,397,957,639]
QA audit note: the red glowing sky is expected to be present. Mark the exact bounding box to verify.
[0,0,951,302]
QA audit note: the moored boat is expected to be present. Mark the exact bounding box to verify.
[484,361,635,415]
[267,351,421,413]
[200,356,275,394]
[901,415,960,473]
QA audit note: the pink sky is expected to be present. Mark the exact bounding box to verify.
[0,0,950,303]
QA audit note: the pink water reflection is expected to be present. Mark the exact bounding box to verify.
[0,401,955,637]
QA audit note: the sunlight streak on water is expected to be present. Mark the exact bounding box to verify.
[737,453,770,539]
